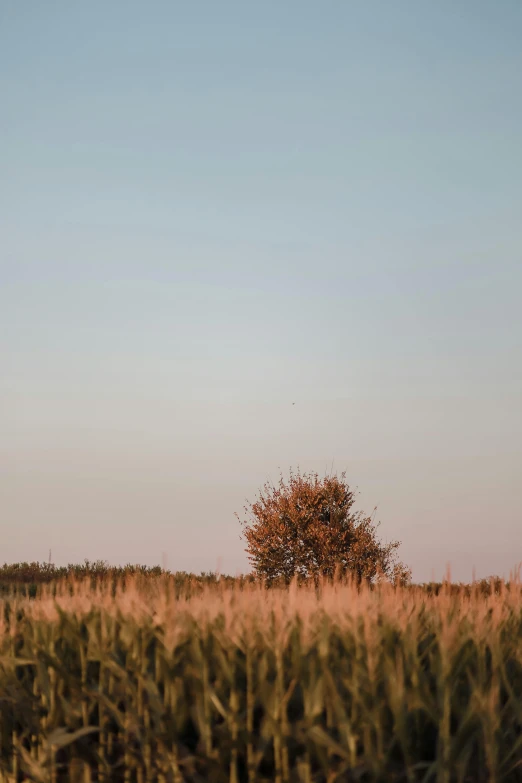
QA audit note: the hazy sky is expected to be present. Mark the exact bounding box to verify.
[2,1,521,582]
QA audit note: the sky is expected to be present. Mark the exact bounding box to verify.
[1,1,521,582]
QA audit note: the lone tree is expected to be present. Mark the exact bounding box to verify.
[238,468,411,585]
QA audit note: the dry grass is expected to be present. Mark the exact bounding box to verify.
[0,574,521,782]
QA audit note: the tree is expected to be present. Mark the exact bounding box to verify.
[237,467,411,585]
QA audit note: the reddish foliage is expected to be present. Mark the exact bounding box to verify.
[238,467,411,585]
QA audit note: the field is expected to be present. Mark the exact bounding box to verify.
[0,567,521,782]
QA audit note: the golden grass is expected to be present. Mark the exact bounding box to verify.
[0,574,521,782]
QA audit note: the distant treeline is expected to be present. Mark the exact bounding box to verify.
[0,559,228,583]
[0,560,512,598]
[0,560,256,599]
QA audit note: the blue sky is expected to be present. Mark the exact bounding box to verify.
[1,1,521,581]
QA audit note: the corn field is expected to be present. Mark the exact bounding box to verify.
[0,573,521,782]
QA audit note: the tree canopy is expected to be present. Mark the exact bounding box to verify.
[238,468,411,585]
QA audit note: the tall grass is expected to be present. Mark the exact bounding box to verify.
[0,572,521,782]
